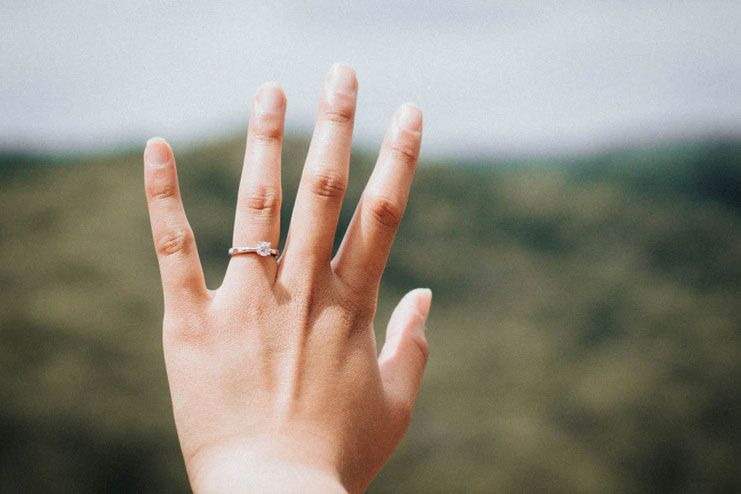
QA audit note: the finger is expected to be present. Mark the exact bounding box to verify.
[331,103,422,296]
[143,137,208,306]
[379,288,432,418]
[279,63,357,279]
[224,83,286,287]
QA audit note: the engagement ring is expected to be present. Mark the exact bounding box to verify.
[228,241,279,257]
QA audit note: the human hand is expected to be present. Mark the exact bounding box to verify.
[143,63,430,493]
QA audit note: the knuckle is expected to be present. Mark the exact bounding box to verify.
[148,182,178,202]
[156,229,193,257]
[251,116,284,144]
[163,311,210,346]
[322,105,355,125]
[310,169,347,199]
[365,194,404,229]
[241,185,281,217]
[354,303,377,324]
[409,331,430,364]
[389,139,419,167]
[338,284,377,322]
[291,291,314,319]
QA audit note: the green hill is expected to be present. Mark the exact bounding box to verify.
[1,137,740,493]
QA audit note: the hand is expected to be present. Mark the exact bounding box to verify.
[143,63,431,493]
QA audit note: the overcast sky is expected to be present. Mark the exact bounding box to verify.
[2,1,739,157]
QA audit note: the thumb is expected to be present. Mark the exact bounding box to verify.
[379,288,432,417]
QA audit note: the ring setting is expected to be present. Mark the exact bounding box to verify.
[228,241,279,257]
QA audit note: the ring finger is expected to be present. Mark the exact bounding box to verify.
[223,82,286,290]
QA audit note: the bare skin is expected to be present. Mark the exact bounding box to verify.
[143,63,430,493]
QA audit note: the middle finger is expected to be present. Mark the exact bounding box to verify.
[279,63,358,280]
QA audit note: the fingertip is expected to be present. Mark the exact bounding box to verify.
[144,137,172,166]
[395,288,432,331]
[326,62,358,95]
[395,103,423,133]
[146,136,167,147]
[414,288,432,322]
[255,82,286,114]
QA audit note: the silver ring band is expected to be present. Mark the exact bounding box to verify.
[228,241,279,257]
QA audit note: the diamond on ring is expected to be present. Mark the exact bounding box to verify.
[256,241,272,256]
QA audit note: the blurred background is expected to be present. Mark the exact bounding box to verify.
[1,1,740,492]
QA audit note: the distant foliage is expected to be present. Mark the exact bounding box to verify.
[1,138,740,493]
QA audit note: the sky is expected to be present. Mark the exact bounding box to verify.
[2,1,740,157]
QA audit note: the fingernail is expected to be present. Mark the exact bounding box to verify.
[396,103,423,133]
[326,63,357,95]
[415,288,432,326]
[256,82,284,114]
[145,137,169,165]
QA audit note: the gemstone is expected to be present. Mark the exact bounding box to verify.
[256,241,272,256]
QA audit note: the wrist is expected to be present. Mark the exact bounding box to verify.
[186,434,348,494]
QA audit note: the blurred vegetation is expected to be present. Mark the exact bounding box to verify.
[1,136,740,493]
